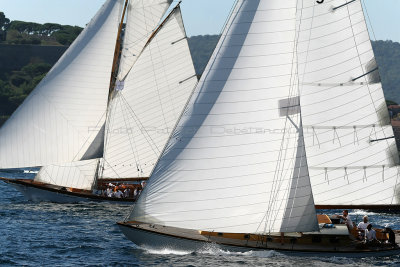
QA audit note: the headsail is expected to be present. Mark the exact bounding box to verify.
[35,159,99,190]
[130,0,319,234]
[297,0,400,206]
[0,0,124,168]
[101,5,198,179]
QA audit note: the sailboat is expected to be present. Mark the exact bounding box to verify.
[118,0,400,255]
[0,0,198,202]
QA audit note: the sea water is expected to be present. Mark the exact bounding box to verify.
[1,170,400,266]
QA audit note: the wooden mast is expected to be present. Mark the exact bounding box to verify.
[94,0,129,187]
[108,0,129,103]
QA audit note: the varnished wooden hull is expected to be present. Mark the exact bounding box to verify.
[0,177,136,203]
[118,221,400,257]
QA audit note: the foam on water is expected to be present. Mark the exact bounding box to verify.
[351,209,378,216]
[141,242,280,259]
[143,248,192,256]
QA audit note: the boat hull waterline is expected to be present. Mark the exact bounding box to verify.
[117,222,400,257]
[0,178,137,203]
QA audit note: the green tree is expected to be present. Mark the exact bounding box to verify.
[0,12,10,30]
[21,63,51,78]
[41,23,62,36]
[52,25,82,45]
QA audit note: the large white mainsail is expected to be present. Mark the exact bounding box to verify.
[130,0,319,234]
[100,5,198,179]
[0,0,123,169]
[297,0,400,206]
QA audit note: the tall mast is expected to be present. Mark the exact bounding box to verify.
[95,0,129,184]
[108,0,129,103]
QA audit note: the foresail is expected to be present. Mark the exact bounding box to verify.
[118,0,173,79]
[35,159,98,190]
[0,0,123,168]
[101,6,197,179]
[131,0,319,234]
[297,0,400,206]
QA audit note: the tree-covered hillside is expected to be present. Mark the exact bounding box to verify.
[0,12,82,45]
[188,35,220,75]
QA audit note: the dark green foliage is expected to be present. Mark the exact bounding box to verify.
[0,62,51,118]
[0,12,10,41]
[372,40,400,104]
[51,25,82,45]
[41,23,63,36]
[188,35,220,75]
[1,16,82,46]
[0,12,10,31]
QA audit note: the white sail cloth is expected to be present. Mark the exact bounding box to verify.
[35,159,98,190]
[297,0,400,205]
[131,0,319,234]
[0,0,123,168]
[117,0,173,80]
[101,7,197,179]
[32,0,176,189]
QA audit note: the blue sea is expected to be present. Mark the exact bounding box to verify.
[1,170,400,266]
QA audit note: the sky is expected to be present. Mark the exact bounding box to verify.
[0,0,399,42]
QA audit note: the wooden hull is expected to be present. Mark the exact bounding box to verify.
[118,221,400,257]
[0,177,136,203]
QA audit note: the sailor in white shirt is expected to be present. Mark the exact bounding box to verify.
[339,210,353,230]
[114,190,123,198]
[365,224,377,242]
[357,216,369,230]
[357,216,369,239]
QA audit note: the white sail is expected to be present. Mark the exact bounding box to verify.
[130,0,319,234]
[118,0,173,79]
[101,6,198,179]
[0,0,123,168]
[30,0,174,190]
[35,159,99,190]
[297,0,400,206]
